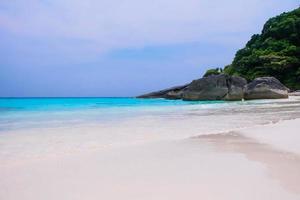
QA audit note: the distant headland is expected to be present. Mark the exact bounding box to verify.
[138,7,300,101]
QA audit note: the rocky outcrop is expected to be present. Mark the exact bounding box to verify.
[136,84,189,99]
[244,77,289,100]
[182,74,233,101]
[289,90,300,96]
[181,74,247,101]
[224,76,248,100]
[164,90,184,100]
[181,74,228,100]
[137,75,290,101]
[138,74,247,101]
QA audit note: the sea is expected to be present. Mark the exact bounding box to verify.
[1,97,300,131]
[0,97,227,131]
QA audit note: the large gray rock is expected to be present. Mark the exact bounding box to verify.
[181,74,247,101]
[164,90,184,100]
[244,77,289,100]
[224,76,247,100]
[137,84,188,99]
[181,74,228,100]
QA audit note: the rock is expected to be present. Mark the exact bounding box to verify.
[181,74,228,100]
[137,74,247,101]
[136,84,188,99]
[244,77,289,100]
[181,74,247,101]
[165,90,184,100]
[137,75,290,101]
[224,76,247,100]
[289,90,300,96]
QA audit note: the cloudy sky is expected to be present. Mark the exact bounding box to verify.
[0,0,298,97]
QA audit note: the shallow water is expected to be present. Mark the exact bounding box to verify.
[1,97,300,161]
[1,97,300,131]
[0,97,225,131]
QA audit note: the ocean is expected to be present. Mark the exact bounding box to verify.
[1,97,300,132]
[0,97,225,131]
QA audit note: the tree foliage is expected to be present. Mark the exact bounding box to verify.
[224,7,300,90]
[203,68,223,77]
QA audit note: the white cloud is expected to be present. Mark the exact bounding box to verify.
[0,0,298,53]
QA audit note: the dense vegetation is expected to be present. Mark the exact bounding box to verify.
[206,8,300,90]
[203,68,222,77]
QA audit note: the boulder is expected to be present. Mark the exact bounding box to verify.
[165,90,184,100]
[182,74,228,100]
[137,84,188,99]
[224,76,247,100]
[181,74,247,101]
[289,90,300,96]
[244,77,289,100]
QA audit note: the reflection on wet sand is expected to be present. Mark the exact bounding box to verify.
[196,132,300,195]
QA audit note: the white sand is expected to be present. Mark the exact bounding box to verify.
[1,118,300,200]
[240,118,300,155]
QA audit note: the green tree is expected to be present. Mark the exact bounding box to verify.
[224,7,300,90]
[203,68,222,77]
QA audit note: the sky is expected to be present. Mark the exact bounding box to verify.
[0,0,298,97]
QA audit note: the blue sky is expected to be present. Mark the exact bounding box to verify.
[0,0,298,97]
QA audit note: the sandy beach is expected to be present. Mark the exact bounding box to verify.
[1,98,300,200]
[1,2,299,200]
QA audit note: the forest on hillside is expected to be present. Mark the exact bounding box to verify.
[205,8,300,90]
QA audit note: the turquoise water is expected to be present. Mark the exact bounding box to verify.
[2,97,300,161]
[0,98,225,131]
[0,97,222,111]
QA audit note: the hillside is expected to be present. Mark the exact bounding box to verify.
[223,8,300,90]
